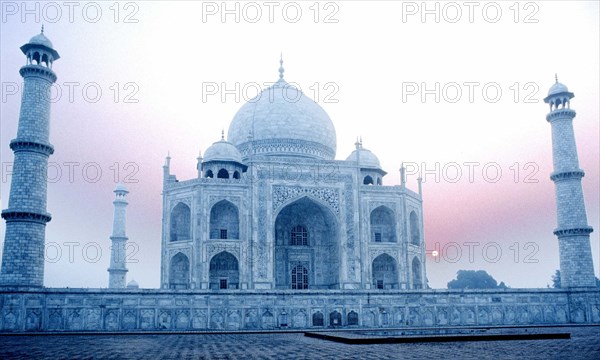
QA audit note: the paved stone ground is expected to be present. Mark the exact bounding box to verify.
[0,326,598,359]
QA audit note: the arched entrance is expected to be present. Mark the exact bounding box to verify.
[372,253,399,289]
[274,196,339,289]
[209,251,239,289]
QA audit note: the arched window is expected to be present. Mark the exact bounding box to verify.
[376,177,382,185]
[170,203,191,241]
[347,311,359,326]
[290,225,308,246]
[209,200,239,239]
[291,265,308,290]
[233,171,240,179]
[169,253,189,289]
[41,53,48,67]
[363,175,374,185]
[370,206,396,243]
[205,170,214,178]
[312,312,324,327]
[33,52,40,65]
[412,257,422,289]
[217,169,229,179]
[209,251,239,290]
[410,211,420,246]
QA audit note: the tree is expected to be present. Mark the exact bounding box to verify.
[552,270,561,288]
[447,270,507,289]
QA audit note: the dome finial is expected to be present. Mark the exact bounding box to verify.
[279,53,284,80]
[221,129,225,140]
[41,24,44,34]
[555,73,558,83]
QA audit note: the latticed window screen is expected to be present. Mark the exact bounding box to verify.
[291,265,308,289]
[290,225,308,246]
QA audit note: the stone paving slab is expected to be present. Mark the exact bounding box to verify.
[0,325,598,359]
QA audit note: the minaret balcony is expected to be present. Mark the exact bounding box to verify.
[546,108,576,122]
[550,170,585,182]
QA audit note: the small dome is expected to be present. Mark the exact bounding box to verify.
[203,138,243,164]
[126,280,139,289]
[346,147,381,169]
[29,32,54,49]
[114,183,128,193]
[548,82,569,96]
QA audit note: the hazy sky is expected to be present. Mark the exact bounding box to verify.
[1,1,598,289]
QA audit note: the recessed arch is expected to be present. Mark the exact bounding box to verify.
[376,177,382,185]
[372,253,399,289]
[210,200,239,239]
[347,311,359,326]
[209,251,239,290]
[312,311,324,327]
[169,252,190,289]
[233,171,240,179]
[363,175,374,185]
[412,257,422,289]
[170,202,191,241]
[410,211,420,246]
[370,206,397,243]
[274,196,339,289]
[217,168,229,179]
[205,169,214,178]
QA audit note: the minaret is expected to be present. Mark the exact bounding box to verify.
[543,76,596,288]
[0,28,60,287]
[108,183,129,288]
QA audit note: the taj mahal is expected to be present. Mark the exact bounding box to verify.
[160,58,426,292]
[0,30,598,332]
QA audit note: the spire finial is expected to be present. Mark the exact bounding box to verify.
[41,24,44,34]
[279,53,284,80]
[354,137,361,150]
[555,73,558,83]
[221,129,225,140]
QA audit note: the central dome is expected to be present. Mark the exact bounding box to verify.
[228,78,337,160]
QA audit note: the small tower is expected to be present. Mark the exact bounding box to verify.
[0,28,60,287]
[108,183,129,288]
[543,77,595,288]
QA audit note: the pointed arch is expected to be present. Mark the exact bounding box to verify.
[370,206,397,243]
[170,202,191,241]
[412,257,422,289]
[209,251,239,289]
[410,211,421,246]
[169,253,190,289]
[363,175,374,185]
[205,169,214,178]
[372,253,399,289]
[217,168,229,179]
[210,200,239,239]
[274,196,339,289]
[233,171,240,179]
[347,311,359,326]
